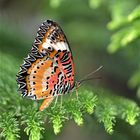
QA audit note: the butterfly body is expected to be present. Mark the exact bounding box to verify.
[16,20,75,111]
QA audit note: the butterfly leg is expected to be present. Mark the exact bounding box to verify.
[39,96,54,111]
[54,95,59,107]
[76,89,79,101]
[60,94,63,108]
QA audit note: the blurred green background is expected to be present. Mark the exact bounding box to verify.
[0,0,140,140]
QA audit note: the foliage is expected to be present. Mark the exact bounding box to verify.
[0,45,140,139]
[0,0,140,140]
[0,112,20,140]
[89,0,140,98]
[21,108,44,140]
[102,0,140,97]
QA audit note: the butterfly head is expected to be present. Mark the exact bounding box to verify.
[73,66,103,91]
[75,81,81,89]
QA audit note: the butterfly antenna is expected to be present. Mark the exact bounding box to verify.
[78,65,103,85]
[80,66,103,81]
[79,76,102,83]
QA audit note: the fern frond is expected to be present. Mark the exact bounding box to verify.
[116,98,140,125]
[21,107,44,140]
[46,105,67,134]
[95,98,117,134]
[0,112,20,140]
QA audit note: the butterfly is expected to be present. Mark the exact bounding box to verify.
[16,20,75,111]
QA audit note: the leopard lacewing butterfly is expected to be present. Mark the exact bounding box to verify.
[16,20,75,111]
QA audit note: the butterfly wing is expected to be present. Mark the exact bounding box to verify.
[16,20,75,102]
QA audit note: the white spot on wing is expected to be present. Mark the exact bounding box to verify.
[43,39,70,51]
[42,42,50,49]
[54,42,70,51]
[52,43,59,51]
[60,42,66,50]
[64,42,69,51]
[57,42,63,50]
[45,38,48,42]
